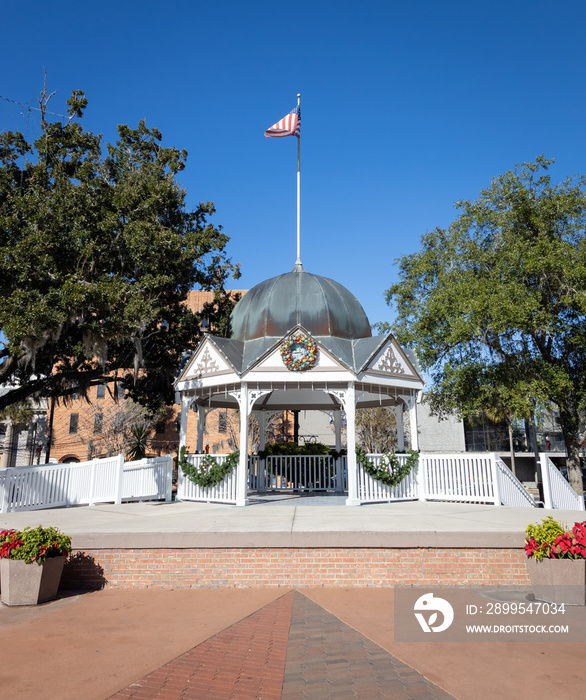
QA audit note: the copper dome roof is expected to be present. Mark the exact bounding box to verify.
[228,267,372,341]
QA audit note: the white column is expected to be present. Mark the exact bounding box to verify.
[237,384,250,506]
[345,384,359,506]
[408,395,419,451]
[230,388,271,506]
[179,397,189,452]
[334,410,343,492]
[393,406,405,452]
[196,406,207,454]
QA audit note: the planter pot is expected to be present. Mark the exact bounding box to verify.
[1,556,66,606]
[526,557,586,606]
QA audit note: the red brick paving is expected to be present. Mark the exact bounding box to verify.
[109,591,454,699]
[109,591,294,699]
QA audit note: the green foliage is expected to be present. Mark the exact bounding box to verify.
[126,424,151,461]
[0,525,72,564]
[178,446,239,488]
[524,516,586,561]
[201,289,242,337]
[0,89,238,413]
[258,441,331,458]
[355,447,419,488]
[386,156,586,494]
[0,400,34,425]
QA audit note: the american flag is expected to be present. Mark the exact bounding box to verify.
[264,105,300,138]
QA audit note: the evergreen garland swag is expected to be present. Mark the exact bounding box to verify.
[178,446,239,488]
[355,447,419,488]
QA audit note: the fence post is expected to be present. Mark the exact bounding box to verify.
[165,455,173,502]
[0,473,7,513]
[417,455,426,501]
[539,453,553,509]
[88,458,97,506]
[114,454,125,505]
[491,453,502,506]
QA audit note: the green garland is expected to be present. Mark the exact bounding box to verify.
[178,446,240,488]
[356,447,419,488]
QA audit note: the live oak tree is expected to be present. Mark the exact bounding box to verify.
[0,89,239,413]
[386,156,586,495]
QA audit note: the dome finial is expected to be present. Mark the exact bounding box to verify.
[293,260,304,272]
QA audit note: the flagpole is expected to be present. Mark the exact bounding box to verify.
[295,93,302,269]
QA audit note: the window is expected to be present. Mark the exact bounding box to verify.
[94,412,103,434]
[69,413,79,434]
[96,384,106,399]
[218,411,227,434]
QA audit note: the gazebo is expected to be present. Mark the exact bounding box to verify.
[175,262,424,505]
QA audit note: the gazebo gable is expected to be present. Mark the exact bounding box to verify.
[176,336,237,384]
[241,325,354,376]
[359,335,423,384]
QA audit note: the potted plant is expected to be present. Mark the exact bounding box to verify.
[0,525,72,606]
[524,516,586,605]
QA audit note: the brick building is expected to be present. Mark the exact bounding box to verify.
[47,289,251,463]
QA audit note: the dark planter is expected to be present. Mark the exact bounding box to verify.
[1,556,67,606]
[526,557,586,606]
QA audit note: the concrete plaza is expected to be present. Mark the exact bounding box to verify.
[1,499,585,699]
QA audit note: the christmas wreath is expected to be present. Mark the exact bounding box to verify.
[178,446,240,488]
[280,331,318,371]
[356,447,419,488]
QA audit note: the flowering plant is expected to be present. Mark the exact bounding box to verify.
[524,516,586,561]
[0,525,72,564]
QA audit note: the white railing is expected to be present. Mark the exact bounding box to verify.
[123,456,173,503]
[356,452,541,507]
[0,462,70,512]
[422,453,496,504]
[0,455,173,513]
[494,455,536,508]
[178,453,347,502]
[358,454,419,503]
[264,455,345,492]
[540,454,585,511]
[177,453,238,504]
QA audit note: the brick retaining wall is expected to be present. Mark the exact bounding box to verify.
[61,547,530,589]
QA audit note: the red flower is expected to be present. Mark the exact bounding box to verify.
[572,522,586,545]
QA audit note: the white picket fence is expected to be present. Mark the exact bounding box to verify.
[358,454,419,503]
[540,454,585,511]
[177,453,238,504]
[262,455,346,492]
[177,451,541,507]
[0,455,173,513]
[355,453,541,507]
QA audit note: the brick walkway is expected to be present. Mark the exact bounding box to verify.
[110,591,454,699]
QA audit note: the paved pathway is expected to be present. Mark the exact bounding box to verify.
[110,591,454,699]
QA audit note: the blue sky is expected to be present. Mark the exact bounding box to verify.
[2,1,586,330]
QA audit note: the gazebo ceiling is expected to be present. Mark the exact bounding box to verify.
[190,385,408,411]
